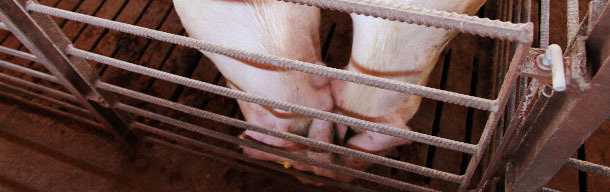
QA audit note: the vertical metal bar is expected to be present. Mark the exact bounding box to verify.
[458,42,532,192]
[505,4,610,189]
[475,80,542,191]
[0,0,137,145]
[540,0,550,49]
[567,0,579,47]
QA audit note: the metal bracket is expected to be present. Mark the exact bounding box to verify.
[520,46,573,91]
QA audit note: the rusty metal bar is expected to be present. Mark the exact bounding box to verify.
[565,158,610,177]
[540,0,550,49]
[0,21,7,30]
[30,3,497,111]
[0,81,89,115]
[0,0,137,145]
[0,59,59,83]
[505,3,610,190]
[0,88,101,128]
[567,0,579,46]
[97,81,463,183]
[279,0,533,43]
[476,79,542,191]
[116,102,438,192]
[0,45,38,61]
[69,46,477,155]
[136,125,375,192]
[458,42,531,192]
[0,72,76,102]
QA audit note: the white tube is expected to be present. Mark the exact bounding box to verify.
[548,44,566,91]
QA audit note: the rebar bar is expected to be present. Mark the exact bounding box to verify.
[0,80,89,114]
[28,3,497,111]
[0,22,7,30]
[70,46,477,155]
[0,89,100,128]
[117,103,438,192]
[567,0,579,46]
[0,59,59,83]
[279,0,533,43]
[0,45,38,61]
[565,158,610,177]
[458,42,531,192]
[98,81,463,183]
[540,0,550,49]
[0,72,76,102]
[138,126,375,192]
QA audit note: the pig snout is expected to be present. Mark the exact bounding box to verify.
[239,114,337,180]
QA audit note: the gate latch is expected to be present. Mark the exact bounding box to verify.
[520,44,569,92]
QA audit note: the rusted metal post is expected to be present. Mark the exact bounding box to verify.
[505,2,610,191]
[0,0,137,145]
[458,41,533,192]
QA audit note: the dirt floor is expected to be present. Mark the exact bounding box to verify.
[0,93,328,192]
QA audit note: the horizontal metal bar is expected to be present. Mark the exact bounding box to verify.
[0,72,77,102]
[28,3,496,111]
[0,59,58,83]
[565,158,610,177]
[138,127,375,192]
[71,46,476,155]
[117,102,437,192]
[0,80,89,115]
[97,82,463,183]
[0,88,101,128]
[0,45,38,61]
[0,22,7,31]
[280,0,533,43]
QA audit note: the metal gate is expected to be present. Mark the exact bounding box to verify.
[0,0,608,191]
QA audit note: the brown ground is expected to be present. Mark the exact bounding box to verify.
[0,94,324,192]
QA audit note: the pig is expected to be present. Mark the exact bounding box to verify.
[173,0,336,181]
[331,0,487,179]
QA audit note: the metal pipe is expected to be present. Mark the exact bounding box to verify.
[565,158,610,177]
[0,45,38,61]
[540,0,550,49]
[458,42,531,192]
[97,81,463,183]
[69,46,477,155]
[566,0,579,46]
[117,103,438,192]
[0,72,77,102]
[137,127,375,192]
[0,89,101,128]
[476,79,542,191]
[278,0,533,43]
[0,59,59,83]
[0,21,7,30]
[0,81,89,115]
[0,0,137,145]
[29,3,496,111]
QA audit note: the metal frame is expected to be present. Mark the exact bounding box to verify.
[0,0,137,145]
[0,0,608,191]
[502,2,610,191]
